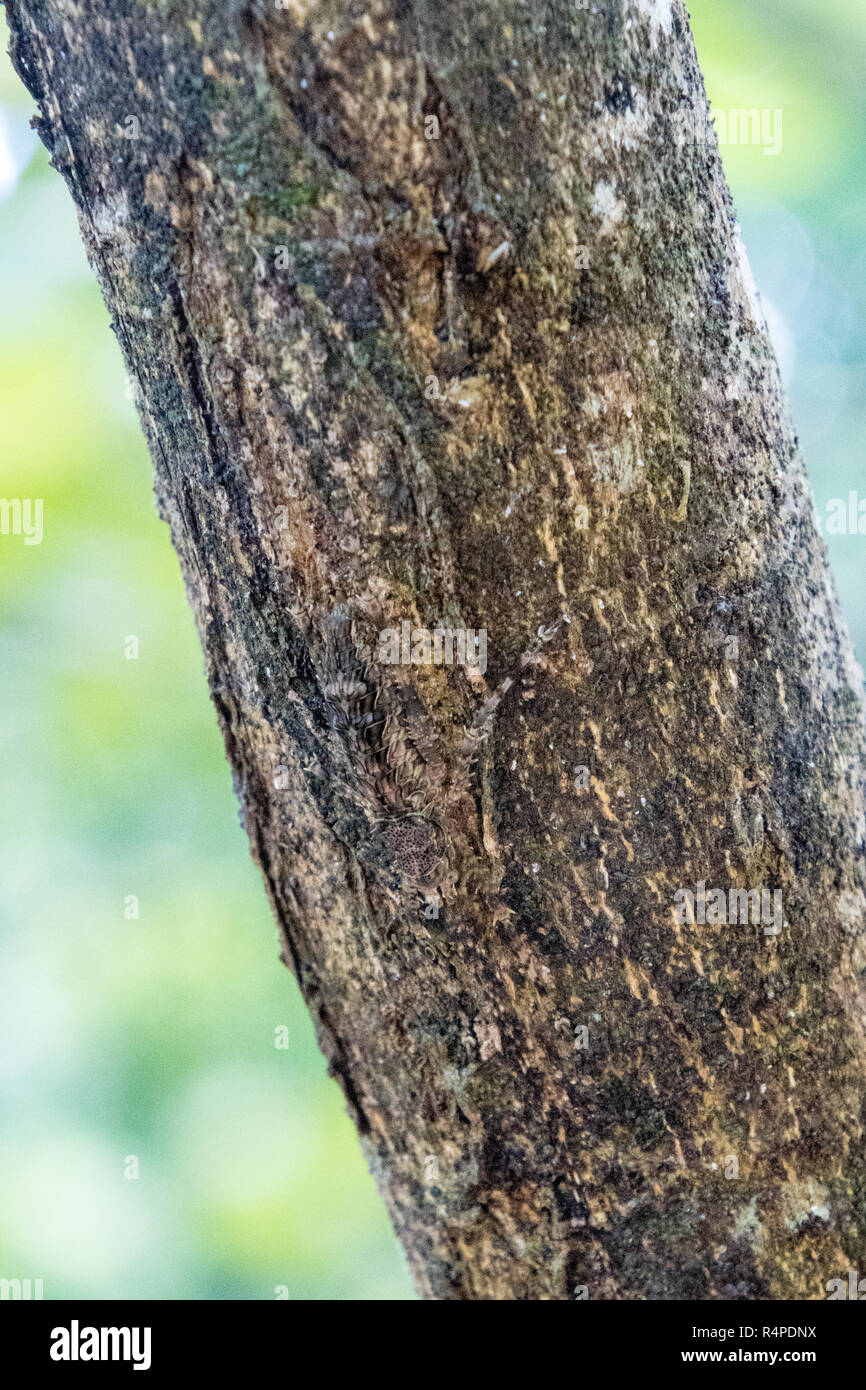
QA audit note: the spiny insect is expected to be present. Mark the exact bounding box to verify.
[317,606,568,894]
[319,607,446,891]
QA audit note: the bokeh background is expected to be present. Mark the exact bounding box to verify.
[0,1,863,1299]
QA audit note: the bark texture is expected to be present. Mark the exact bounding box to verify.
[8,0,866,1299]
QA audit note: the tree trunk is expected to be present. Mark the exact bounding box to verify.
[8,0,866,1300]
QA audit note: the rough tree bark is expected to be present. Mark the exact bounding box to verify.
[8,0,866,1300]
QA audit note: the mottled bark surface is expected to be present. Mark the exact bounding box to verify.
[8,0,866,1299]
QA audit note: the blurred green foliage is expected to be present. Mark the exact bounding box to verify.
[690,0,866,657]
[0,2,863,1300]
